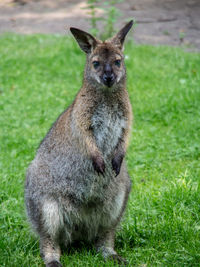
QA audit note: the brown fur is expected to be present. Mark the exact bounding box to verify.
[25,20,133,266]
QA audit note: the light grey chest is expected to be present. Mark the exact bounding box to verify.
[91,103,126,155]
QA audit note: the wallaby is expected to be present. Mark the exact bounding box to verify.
[25,20,133,267]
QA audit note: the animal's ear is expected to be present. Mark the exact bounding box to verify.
[110,20,134,49]
[70,28,99,54]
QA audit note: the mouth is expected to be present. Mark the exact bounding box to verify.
[103,80,115,88]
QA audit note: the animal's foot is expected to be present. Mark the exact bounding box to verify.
[46,260,62,267]
[108,254,128,266]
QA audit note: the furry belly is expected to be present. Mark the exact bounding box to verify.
[42,187,125,242]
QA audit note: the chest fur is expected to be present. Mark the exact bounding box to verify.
[91,103,126,155]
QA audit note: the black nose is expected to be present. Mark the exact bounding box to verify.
[103,73,115,87]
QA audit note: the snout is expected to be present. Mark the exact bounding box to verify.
[102,73,115,87]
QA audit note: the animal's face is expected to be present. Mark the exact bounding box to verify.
[70,20,133,89]
[88,44,125,88]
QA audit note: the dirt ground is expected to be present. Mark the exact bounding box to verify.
[0,0,200,51]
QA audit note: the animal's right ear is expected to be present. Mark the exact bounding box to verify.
[70,28,98,54]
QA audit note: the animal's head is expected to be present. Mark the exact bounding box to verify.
[70,20,133,89]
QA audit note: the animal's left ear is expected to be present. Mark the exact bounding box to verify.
[110,20,134,49]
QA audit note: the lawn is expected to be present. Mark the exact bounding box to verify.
[0,34,200,267]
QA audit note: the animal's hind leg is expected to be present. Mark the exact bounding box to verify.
[40,236,62,267]
[95,229,116,257]
[95,229,127,265]
[95,172,131,265]
[40,199,64,267]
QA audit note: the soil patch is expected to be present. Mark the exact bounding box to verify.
[0,0,200,51]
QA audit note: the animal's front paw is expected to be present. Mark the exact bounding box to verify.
[112,153,124,176]
[92,154,105,175]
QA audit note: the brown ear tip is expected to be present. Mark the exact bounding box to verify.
[70,27,77,33]
[128,20,134,26]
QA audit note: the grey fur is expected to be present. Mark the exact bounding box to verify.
[25,21,133,266]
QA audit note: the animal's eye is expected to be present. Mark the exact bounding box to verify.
[115,60,121,67]
[93,61,100,69]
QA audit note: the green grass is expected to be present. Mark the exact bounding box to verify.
[0,34,200,267]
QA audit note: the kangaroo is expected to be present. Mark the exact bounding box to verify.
[25,20,133,267]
